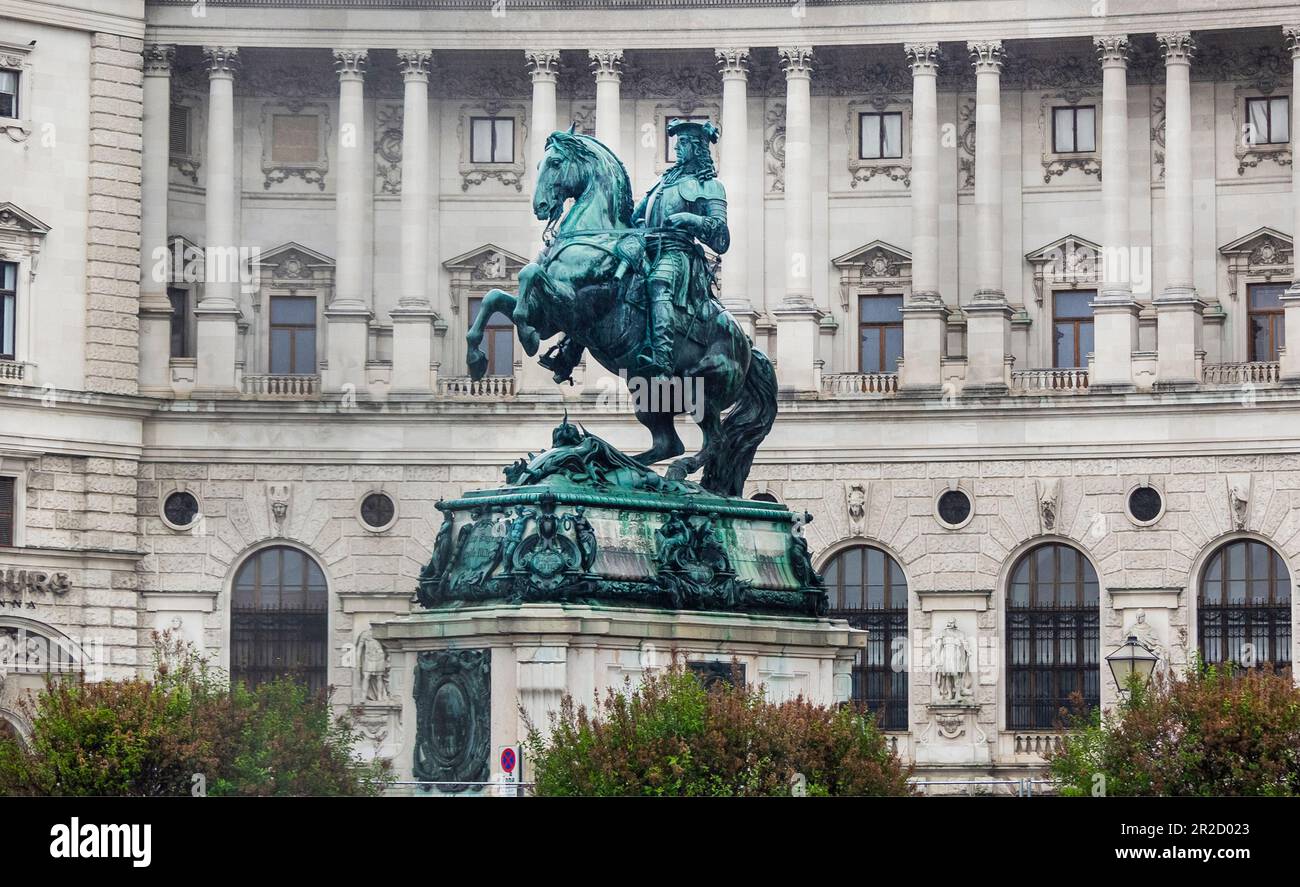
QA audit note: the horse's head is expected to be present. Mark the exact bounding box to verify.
[534,127,633,227]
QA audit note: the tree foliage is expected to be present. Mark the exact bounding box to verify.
[0,634,390,797]
[1049,661,1300,797]
[525,664,913,797]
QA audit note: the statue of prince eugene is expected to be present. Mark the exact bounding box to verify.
[426,119,826,617]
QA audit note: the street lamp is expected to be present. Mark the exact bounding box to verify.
[1105,635,1160,695]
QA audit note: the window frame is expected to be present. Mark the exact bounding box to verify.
[858,111,904,161]
[1051,288,1096,369]
[857,293,904,374]
[0,67,19,120]
[1246,282,1286,363]
[468,295,515,377]
[1005,543,1101,731]
[1051,105,1097,155]
[0,259,16,361]
[267,294,318,376]
[230,546,329,695]
[822,544,909,732]
[1244,95,1290,146]
[1197,539,1292,674]
[0,475,15,547]
[470,115,515,165]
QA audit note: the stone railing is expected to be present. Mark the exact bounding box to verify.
[820,372,899,397]
[0,359,26,383]
[1010,368,1089,393]
[241,373,319,399]
[1012,733,1065,757]
[1202,361,1280,386]
[438,375,516,399]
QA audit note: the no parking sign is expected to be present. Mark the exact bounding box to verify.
[497,745,521,797]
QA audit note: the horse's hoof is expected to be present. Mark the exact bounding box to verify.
[519,328,540,357]
[666,460,693,481]
[467,350,488,381]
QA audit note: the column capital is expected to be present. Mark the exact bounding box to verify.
[778,46,814,78]
[1284,26,1300,58]
[905,42,940,75]
[1157,32,1195,64]
[588,49,623,82]
[333,48,369,79]
[1094,35,1130,66]
[202,46,240,79]
[715,47,750,79]
[144,43,175,75]
[397,49,432,81]
[526,49,561,82]
[967,40,1004,74]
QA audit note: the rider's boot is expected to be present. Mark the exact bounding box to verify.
[646,283,675,379]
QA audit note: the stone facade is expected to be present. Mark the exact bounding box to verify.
[1,0,1299,785]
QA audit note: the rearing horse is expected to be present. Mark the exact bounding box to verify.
[466,129,777,498]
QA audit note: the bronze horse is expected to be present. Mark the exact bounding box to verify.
[466,129,776,498]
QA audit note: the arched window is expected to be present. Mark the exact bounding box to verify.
[1006,543,1100,730]
[1198,539,1291,673]
[231,546,328,695]
[822,545,908,731]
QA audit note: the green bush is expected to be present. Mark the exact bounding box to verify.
[525,664,913,797]
[0,634,390,797]
[1049,661,1300,797]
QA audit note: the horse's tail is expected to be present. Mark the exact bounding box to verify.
[702,350,778,498]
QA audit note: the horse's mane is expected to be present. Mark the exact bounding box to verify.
[544,130,634,226]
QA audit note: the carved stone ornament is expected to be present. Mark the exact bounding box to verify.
[1219,227,1294,299]
[763,103,786,193]
[259,102,331,191]
[374,102,404,195]
[266,483,291,533]
[413,649,490,791]
[847,99,911,189]
[355,629,391,702]
[846,482,867,536]
[1037,478,1060,532]
[1227,474,1251,531]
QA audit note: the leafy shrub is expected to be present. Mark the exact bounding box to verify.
[525,664,912,797]
[0,633,390,797]
[1049,661,1300,797]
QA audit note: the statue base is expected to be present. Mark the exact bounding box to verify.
[372,603,865,794]
[914,702,991,767]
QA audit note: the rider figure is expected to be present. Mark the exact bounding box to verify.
[632,119,730,378]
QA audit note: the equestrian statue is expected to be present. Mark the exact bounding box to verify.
[465,119,777,498]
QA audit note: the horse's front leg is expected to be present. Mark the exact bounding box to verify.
[515,262,579,357]
[467,288,518,381]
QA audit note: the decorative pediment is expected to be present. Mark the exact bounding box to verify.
[0,203,49,236]
[1026,234,1102,304]
[1219,227,1292,265]
[1220,227,1292,297]
[443,244,530,281]
[833,240,911,277]
[254,242,335,285]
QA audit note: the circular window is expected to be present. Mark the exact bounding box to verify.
[1127,485,1164,525]
[359,492,397,532]
[936,489,973,529]
[162,491,200,529]
[750,491,778,504]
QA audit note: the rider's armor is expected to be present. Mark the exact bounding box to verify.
[630,126,730,376]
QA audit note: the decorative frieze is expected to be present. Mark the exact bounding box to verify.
[374,102,403,195]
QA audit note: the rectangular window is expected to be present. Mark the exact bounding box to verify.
[858,111,903,160]
[270,114,320,165]
[0,69,18,119]
[469,296,514,376]
[1248,283,1287,362]
[0,476,13,547]
[1246,96,1290,146]
[1053,289,1095,369]
[268,296,316,375]
[169,105,190,155]
[1052,106,1096,153]
[1,261,16,360]
[168,287,189,358]
[858,294,904,374]
[470,116,514,164]
[665,115,710,162]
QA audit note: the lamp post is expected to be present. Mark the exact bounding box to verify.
[1105,635,1160,697]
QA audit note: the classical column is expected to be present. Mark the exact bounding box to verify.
[716,47,754,333]
[1090,35,1140,391]
[1154,32,1204,388]
[962,40,1013,396]
[194,46,241,396]
[324,48,372,394]
[519,49,561,395]
[589,50,623,157]
[139,44,174,397]
[899,42,946,395]
[773,46,822,392]
[390,49,435,394]
[1282,26,1300,381]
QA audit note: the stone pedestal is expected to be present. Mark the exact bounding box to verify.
[323,304,372,393]
[372,603,865,793]
[915,703,990,766]
[962,298,1013,395]
[898,299,947,395]
[389,306,436,393]
[773,303,823,392]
